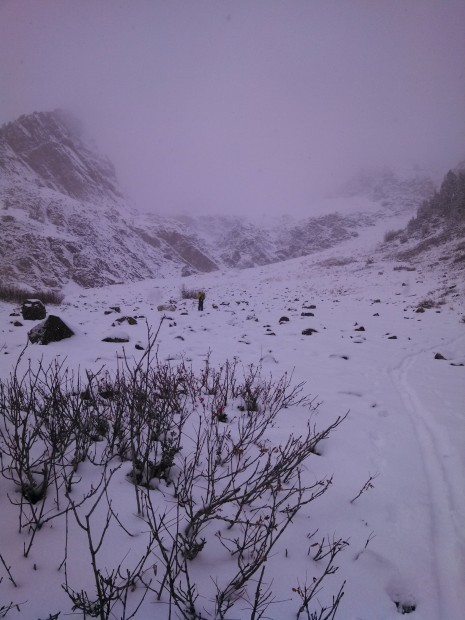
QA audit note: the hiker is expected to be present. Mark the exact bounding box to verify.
[197,290,206,311]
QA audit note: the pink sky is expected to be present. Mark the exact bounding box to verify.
[1,0,464,215]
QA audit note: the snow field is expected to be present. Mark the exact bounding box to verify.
[0,244,464,619]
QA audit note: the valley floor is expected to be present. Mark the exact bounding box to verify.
[0,240,464,619]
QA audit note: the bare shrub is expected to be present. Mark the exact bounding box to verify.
[350,472,379,504]
[0,284,64,305]
[318,257,355,268]
[417,298,437,310]
[383,229,402,243]
[62,465,155,620]
[0,601,22,618]
[0,326,349,619]
[180,284,198,300]
[140,353,348,619]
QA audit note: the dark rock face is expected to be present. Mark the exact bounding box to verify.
[0,110,122,202]
[21,299,46,320]
[28,315,74,344]
[156,229,218,273]
[1,109,437,291]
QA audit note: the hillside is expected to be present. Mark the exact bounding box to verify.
[1,110,434,292]
[378,166,465,277]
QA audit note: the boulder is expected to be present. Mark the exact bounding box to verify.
[28,315,74,345]
[302,328,318,336]
[114,316,138,325]
[21,299,46,321]
[102,329,130,343]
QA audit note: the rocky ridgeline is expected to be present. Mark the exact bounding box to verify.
[1,110,435,291]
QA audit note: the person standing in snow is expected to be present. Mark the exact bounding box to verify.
[197,290,206,311]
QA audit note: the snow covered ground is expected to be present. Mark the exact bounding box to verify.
[0,231,464,620]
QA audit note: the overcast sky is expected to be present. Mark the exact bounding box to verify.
[1,0,464,216]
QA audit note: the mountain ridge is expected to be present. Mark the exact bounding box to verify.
[0,110,435,291]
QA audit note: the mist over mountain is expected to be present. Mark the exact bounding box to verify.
[1,110,437,292]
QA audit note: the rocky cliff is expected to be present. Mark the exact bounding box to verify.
[0,110,435,292]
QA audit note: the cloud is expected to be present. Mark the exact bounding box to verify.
[1,0,464,215]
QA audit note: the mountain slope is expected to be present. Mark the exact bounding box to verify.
[1,110,435,291]
[378,166,465,280]
[0,111,219,288]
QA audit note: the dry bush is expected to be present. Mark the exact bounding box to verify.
[393,264,416,272]
[416,298,437,310]
[0,283,64,305]
[180,284,198,300]
[318,257,355,268]
[383,229,402,243]
[0,328,349,620]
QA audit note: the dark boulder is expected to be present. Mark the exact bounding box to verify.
[302,328,318,336]
[102,335,130,343]
[21,299,46,321]
[28,315,74,345]
[114,316,138,326]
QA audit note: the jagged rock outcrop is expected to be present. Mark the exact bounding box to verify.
[0,110,121,202]
[378,162,465,277]
[0,110,218,289]
[409,168,465,231]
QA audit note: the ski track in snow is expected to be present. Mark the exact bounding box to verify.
[390,331,465,619]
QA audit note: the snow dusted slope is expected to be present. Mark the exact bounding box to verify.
[0,229,463,619]
[0,111,219,288]
[1,110,435,291]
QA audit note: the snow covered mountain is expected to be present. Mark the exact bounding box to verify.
[0,110,220,289]
[0,112,463,620]
[0,110,434,292]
